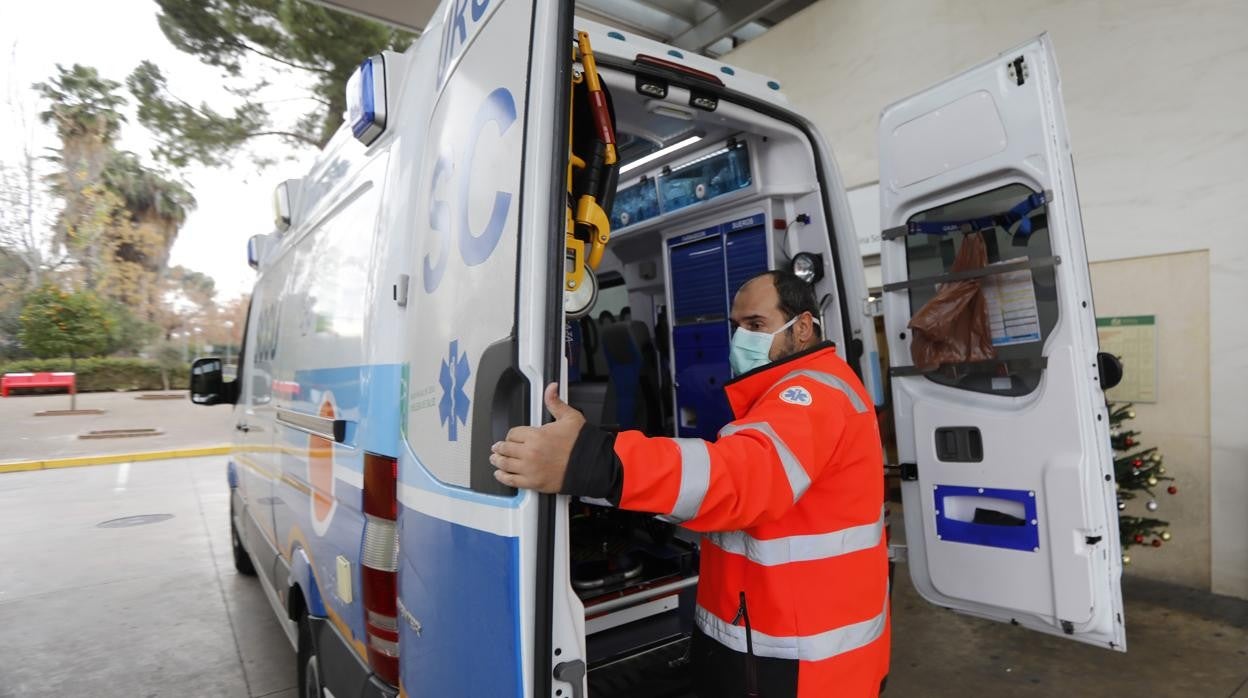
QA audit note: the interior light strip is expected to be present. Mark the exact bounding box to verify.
[619,135,703,174]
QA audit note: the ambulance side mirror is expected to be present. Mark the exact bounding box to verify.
[190,357,239,406]
[247,234,275,271]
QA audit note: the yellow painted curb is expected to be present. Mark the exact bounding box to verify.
[0,445,234,474]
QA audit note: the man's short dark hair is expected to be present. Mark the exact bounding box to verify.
[754,270,822,338]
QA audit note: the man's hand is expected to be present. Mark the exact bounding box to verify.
[490,382,585,492]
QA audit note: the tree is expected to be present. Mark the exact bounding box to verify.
[18,284,112,409]
[153,340,186,391]
[34,64,128,267]
[103,300,159,356]
[0,140,68,291]
[34,64,197,322]
[130,0,416,167]
[1110,403,1180,564]
[96,151,197,320]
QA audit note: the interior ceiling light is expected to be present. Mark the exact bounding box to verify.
[620,135,703,174]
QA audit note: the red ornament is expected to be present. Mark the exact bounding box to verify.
[1132,459,1143,468]
[1168,485,1178,495]
[1124,437,1135,447]
[1133,534,1144,544]
[1151,539,1162,547]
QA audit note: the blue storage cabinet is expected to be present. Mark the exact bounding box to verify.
[667,213,769,439]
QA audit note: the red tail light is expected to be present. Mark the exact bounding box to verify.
[361,452,399,686]
[634,54,725,87]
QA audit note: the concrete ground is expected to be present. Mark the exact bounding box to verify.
[0,456,1244,697]
[0,391,234,463]
[0,457,294,698]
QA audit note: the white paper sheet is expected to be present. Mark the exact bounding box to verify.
[984,258,1042,346]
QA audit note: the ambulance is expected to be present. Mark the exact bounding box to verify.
[189,0,1127,695]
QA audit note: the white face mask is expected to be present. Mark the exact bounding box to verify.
[729,315,799,377]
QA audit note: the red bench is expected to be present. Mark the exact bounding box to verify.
[1,372,76,397]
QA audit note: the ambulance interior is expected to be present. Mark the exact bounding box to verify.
[562,63,845,693]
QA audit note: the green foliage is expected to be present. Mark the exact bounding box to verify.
[0,291,28,360]
[18,285,112,359]
[33,64,128,143]
[127,61,277,168]
[0,357,186,392]
[102,151,197,224]
[132,0,416,166]
[102,301,160,356]
[154,341,186,369]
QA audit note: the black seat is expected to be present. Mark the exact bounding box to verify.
[600,321,664,435]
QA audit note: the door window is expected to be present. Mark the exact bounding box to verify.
[902,183,1056,396]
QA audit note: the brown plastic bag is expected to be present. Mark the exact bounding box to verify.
[908,231,997,370]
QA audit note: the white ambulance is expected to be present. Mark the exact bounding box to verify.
[190,1,1126,696]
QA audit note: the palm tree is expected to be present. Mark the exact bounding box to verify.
[34,64,129,283]
[102,151,196,270]
[97,151,197,321]
[34,64,199,322]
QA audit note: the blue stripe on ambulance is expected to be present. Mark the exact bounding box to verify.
[271,364,403,653]
[396,439,528,696]
[267,361,525,694]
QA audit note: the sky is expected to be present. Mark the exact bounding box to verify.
[0,0,323,302]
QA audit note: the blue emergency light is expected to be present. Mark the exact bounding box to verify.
[347,55,387,145]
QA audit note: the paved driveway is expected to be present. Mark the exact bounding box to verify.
[0,391,234,464]
[0,457,294,698]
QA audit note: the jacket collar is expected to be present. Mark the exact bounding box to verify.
[723,341,838,416]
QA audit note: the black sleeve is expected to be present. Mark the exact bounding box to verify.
[561,424,624,504]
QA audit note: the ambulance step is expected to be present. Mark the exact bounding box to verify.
[587,635,693,698]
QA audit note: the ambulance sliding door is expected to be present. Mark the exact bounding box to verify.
[394,0,570,696]
[879,35,1125,650]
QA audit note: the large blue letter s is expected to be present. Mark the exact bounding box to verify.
[424,152,455,293]
[457,87,516,267]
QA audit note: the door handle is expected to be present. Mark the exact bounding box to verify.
[469,337,530,496]
[553,659,586,698]
[235,422,250,433]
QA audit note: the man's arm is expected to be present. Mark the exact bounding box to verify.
[491,379,851,532]
[609,382,846,531]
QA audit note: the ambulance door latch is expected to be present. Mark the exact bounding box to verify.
[885,463,918,481]
[1007,55,1028,86]
[553,659,586,698]
[394,274,410,308]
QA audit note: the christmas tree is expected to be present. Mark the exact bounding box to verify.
[1110,402,1179,565]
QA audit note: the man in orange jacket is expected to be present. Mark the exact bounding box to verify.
[491,270,890,697]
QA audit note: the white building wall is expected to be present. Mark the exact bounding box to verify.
[727,0,1248,598]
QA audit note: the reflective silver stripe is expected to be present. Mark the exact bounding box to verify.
[704,512,884,566]
[718,422,811,502]
[667,438,712,521]
[772,369,868,413]
[694,591,889,662]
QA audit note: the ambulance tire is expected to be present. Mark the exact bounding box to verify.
[297,611,325,698]
[230,500,257,576]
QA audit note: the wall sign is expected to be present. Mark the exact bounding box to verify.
[1096,315,1158,403]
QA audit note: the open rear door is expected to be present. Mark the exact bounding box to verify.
[393,0,572,696]
[879,35,1125,650]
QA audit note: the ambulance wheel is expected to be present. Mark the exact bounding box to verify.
[230,500,257,576]
[297,612,324,698]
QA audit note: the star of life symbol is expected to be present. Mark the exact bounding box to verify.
[439,340,471,441]
[780,386,812,406]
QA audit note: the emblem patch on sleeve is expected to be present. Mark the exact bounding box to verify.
[779,386,812,406]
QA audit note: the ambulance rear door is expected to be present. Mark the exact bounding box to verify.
[878,35,1126,650]
[392,0,574,695]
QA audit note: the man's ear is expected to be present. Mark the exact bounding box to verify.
[789,311,806,341]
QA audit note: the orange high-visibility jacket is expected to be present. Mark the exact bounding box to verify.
[571,343,890,697]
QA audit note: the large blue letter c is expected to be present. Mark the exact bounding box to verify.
[457,87,516,267]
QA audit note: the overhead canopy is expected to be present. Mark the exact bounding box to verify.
[306,0,815,56]
[306,0,437,31]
